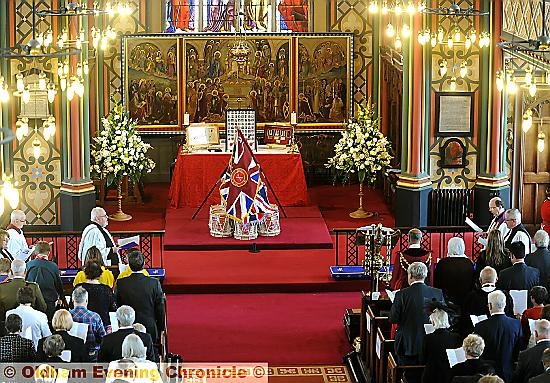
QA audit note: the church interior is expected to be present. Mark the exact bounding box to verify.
[0,0,550,382]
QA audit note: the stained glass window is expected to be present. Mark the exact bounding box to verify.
[165,0,309,33]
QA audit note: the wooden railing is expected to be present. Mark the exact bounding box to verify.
[24,230,165,269]
[332,226,484,266]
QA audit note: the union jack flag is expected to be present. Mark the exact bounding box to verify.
[220,129,275,225]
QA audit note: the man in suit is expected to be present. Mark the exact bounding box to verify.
[389,228,432,290]
[115,251,165,344]
[525,230,550,288]
[26,241,64,321]
[497,242,540,291]
[528,348,550,383]
[503,209,532,256]
[0,260,47,326]
[513,319,550,383]
[474,290,522,382]
[98,305,157,362]
[388,261,445,365]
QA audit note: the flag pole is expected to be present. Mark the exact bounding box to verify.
[191,164,229,220]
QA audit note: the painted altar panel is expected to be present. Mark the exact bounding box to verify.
[296,35,352,124]
[184,36,291,123]
[124,37,181,129]
[123,33,353,132]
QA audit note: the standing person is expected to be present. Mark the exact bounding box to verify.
[388,262,445,365]
[73,246,115,289]
[78,207,119,267]
[6,287,51,348]
[528,348,550,383]
[512,319,550,383]
[69,286,106,361]
[0,258,11,283]
[541,186,550,236]
[6,210,34,261]
[116,251,165,345]
[0,230,13,261]
[497,242,540,292]
[520,286,548,347]
[474,290,522,382]
[479,197,509,247]
[503,209,532,256]
[525,230,550,288]
[475,230,512,279]
[434,237,475,306]
[26,241,64,321]
[422,307,462,383]
[390,228,432,290]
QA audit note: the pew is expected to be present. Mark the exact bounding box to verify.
[386,352,424,383]
[375,326,394,383]
[361,293,392,378]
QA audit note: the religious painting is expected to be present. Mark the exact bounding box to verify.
[184,37,291,124]
[440,138,467,168]
[296,35,352,125]
[123,37,180,130]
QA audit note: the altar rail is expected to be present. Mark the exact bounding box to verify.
[24,230,165,270]
[332,226,484,266]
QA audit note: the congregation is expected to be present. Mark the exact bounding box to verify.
[387,196,550,383]
[0,207,166,371]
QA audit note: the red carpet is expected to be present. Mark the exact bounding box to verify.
[164,206,333,251]
[166,292,360,364]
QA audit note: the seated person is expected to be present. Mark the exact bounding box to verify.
[450,334,495,381]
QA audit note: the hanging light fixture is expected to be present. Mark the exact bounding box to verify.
[522,109,533,132]
[419,3,490,90]
[538,131,546,152]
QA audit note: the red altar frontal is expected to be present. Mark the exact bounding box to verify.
[169,150,310,208]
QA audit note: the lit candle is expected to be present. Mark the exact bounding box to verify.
[290,112,297,125]
[184,113,190,126]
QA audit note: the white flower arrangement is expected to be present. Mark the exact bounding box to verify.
[91,104,156,186]
[326,102,393,185]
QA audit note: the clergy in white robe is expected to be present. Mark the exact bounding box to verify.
[6,210,33,261]
[77,207,120,266]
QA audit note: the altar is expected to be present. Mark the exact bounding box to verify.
[168,149,310,209]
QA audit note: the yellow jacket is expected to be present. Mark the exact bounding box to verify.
[73,266,115,289]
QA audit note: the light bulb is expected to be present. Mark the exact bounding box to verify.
[22,86,30,104]
[63,62,69,75]
[460,62,468,78]
[47,83,56,103]
[75,39,82,50]
[431,34,437,47]
[496,72,504,92]
[470,30,477,43]
[418,31,426,45]
[67,84,75,101]
[507,76,518,94]
[439,60,448,76]
[38,72,47,90]
[0,84,9,103]
[538,132,546,152]
[3,180,18,209]
[62,29,68,42]
[76,80,84,97]
[32,137,41,160]
[447,36,454,48]
[83,62,89,75]
[437,28,444,42]
[522,110,533,132]
[369,1,378,13]
[450,77,457,91]
[454,29,461,42]
[77,63,83,77]
[395,36,402,50]
[79,29,85,42]
[101,36,109,50]
[0,197,4,217]
[57,36,64,48]
[381,2,388,14]
[407,1,415,14]
[546,72,550,85]
[60,76,67,91]
[386,23,395,38]
[106,2,114,17]
[16,127,24,141]
[21,117,29,136]
[16,73,24,93]
[465,37,471,49]
[57,65,63,78]
[402,24,410,38]
[530,82,537,97]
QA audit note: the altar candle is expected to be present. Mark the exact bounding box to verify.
[290,112,297,125]
[184,113,190,126]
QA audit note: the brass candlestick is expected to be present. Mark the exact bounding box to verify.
[349,183,375,218]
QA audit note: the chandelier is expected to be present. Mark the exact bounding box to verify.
[497,0,550,152]
[419,2,490,90]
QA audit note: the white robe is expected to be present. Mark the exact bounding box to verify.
[503,229,532,255]
[78,223,118,265]
[6,228,32,261]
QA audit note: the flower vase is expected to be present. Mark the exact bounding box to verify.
[349,183,375,218]
[108,178,132,221]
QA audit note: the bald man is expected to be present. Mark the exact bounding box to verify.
[513,319,550,383]
[78,207,119,266]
